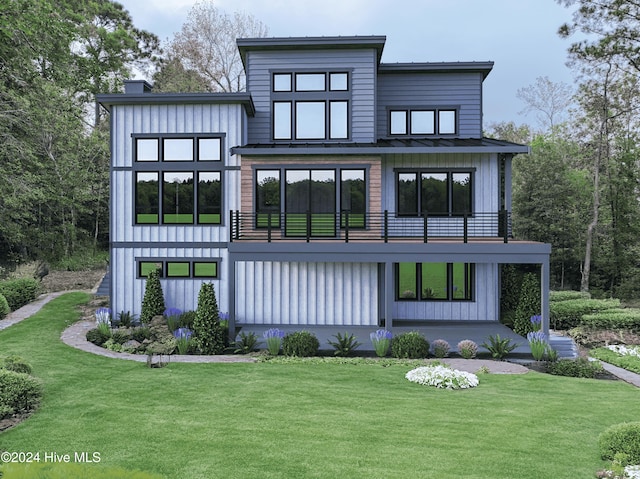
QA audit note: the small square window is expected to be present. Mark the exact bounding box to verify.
[411,111,435,135]
[136,139,158,162]
[167,262,190,277]
[273,73,292,92]
[439,110,456,134]
[164,139,193,161]
[139,262,162,278]
[329,73,348,91]
[198,138,221,161]
[390,111,407,135]
[194,262,218,278]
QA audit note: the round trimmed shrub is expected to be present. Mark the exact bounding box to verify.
[599,422,640,464]
[0,369,43,418]
[282,331,320,357]
[391,331,430,359]
[0,293,10,319]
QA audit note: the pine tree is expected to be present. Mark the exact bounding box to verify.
[193,283,225,354]
[140,268,165,324]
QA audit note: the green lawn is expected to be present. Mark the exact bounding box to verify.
[1,293,640,478]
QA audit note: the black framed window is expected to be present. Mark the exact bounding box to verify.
[396,263,474,301]
[163,172,194,224]
[138,259,219,279]
[397,170,472,216]
[389,108,457,136]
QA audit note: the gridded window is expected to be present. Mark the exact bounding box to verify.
[193,262,217,278]
[396,263,474,301]
[389,109,457,136]
[137,260,219,279]
[163,172,194,224]
[273,102,292,140]
[136,172,159,224]
[397,170,472,216]
[139,261,163,278]
[167,262,190,277]
[197,172,221,224]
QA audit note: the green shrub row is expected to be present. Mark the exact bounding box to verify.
[0,293,9,319]
[0,369,43,418]
[590,347,640,374]
[580,309,640,330]
[0,277,41,311]
[599,422,640,464]
[550,290,591,302]
[550,298,621,330]
[545,357,604,378]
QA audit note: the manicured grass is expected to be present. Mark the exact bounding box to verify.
[1,293,640,478]
[591,347,640,374]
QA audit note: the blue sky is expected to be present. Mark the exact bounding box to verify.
[119,0,580,129]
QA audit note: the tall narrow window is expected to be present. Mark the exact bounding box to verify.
[341,169,365,228]
[397,263,418,299]
[439,110,456,134]
[274,102,292,140]
[163,172,194,224]
[398,173,418,216]
[256,170,281,227]
[136,172,159,224]
[390,111,407,135]
[421,263,448,299]
[330,101,348,139]
[197,172,221,224]
[285,170,335,236]
[452,173,471,214]
[421,173,448,215]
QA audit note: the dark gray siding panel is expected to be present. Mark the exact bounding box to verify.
[377,72,484,138]
[245,49,377,143]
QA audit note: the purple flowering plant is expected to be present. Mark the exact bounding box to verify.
[370,329,392,357]
[263,328,285,355]
[173,327,193,355]
[527,330,547,360]
[530,314,542,332]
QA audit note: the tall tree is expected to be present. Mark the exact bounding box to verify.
[516,76,574,131]
[155,1,267,92]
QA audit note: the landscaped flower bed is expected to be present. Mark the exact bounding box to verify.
[405,364,479,389]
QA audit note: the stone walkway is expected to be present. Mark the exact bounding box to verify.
[2,292,640,381]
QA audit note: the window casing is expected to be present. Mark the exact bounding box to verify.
[389,108,457,136]
[138,260,219,279]
[272,71,350,141]
[133,135,223,225]
[396,263,474,301]
[397,170,472,216]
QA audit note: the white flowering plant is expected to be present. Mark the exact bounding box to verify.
[405,364,479,390]
[606,344,640,358]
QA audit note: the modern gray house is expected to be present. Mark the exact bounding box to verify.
[97,35,551,341]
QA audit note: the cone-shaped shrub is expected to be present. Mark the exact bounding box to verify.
[514,273,540,336]
[193,283,225,354]
[140,269,165,324]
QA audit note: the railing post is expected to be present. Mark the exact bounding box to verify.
[234,210,240,241]
[463,212,468,243]
[344,210,350,243]
[384,210,389,243]
[306,210,311,243]
[229,210,234,242]
[423,211,428,243]
[503,209,509,243]
[267,212,272,243]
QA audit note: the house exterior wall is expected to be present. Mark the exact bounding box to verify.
[244,49,378,143]
[235,261,379,326]
[376,72,484,138]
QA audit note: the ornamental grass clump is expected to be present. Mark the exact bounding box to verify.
[95,307,112,336]
[370,329,392,357]
[457,339,478,359]
[164,308,182,333]
[432,339,450,358]
[527,331,547,361]
[263,328,284,355]
[405,365,479,389]
[173,327,193,355]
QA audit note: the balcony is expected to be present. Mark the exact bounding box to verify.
[229,210,512,243]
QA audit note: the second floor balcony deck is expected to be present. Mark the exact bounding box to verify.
[229,210,513,244]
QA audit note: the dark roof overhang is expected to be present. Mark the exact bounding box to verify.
[231,138,529,156]
[378,62,494,80]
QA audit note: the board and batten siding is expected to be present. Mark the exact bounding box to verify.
[235,262,379,326]
[376,72,484,139]
[393,263,499,321]
[244,49,377,143]
[110,247,229,318]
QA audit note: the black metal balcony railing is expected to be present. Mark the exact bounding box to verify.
[229,210,512,243]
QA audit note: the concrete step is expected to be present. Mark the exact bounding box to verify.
[94,271,110,297]
[549,332,579,359]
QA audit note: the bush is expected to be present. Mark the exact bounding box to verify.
[86,328,110,346]
[457,339,478,359]
[233,331,259,354]
[550,298,621,330]
[282,331,320,357]
[179,310,196,329]
[0,369,43,418]
[327,332,362,357]
[580,309,640,330]
[140,268,165,324]
[1,355,32,375]
[546,357,603,378]
[0,277,41,310]
[599,422,640,464]
[111,329,131,345]
[130,326,151,343]
[550,290,591,302]
[0,293,10,319]
[431,339,450,358]
[192,283,225,354]
[513,273,540,336]
[391,331,430,359]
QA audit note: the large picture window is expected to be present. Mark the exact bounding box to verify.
[272,71,349,141]
[397,170,472,216]
[396,262,474,301]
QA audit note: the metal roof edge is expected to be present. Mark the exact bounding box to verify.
[231,145,530,156]
[379,62,494,79]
